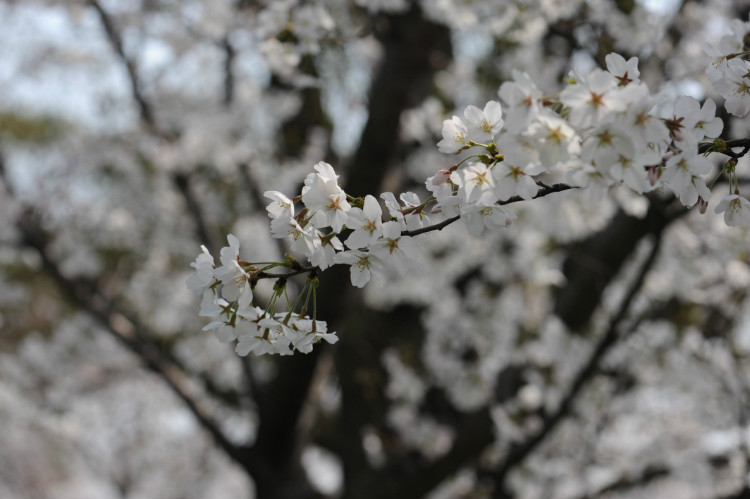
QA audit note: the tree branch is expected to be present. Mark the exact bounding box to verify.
[699,138,750,159]
[87,0,156,132]
[172,171,222,256]
[14,211,251,469]
[88,1,226,258]
[221,35,236,107]
[488,225,664,494]
[401,183,575,237]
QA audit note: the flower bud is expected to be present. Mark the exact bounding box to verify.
[698,197,708,214]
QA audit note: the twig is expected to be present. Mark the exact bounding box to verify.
[88,1,226,258]
[402,183,575,237]
[699,138,750,159]
[222,35,236,107]
[172,172,221,256]
[87,0,156,132]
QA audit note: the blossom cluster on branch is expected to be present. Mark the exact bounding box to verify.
[188,44,750,356]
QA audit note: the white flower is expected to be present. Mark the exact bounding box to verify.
[235,331,264,356]
[301,161,351,231]
[199,290,225,318]
[425,168,454,204]
[704,29,746,79]
[271,216,317,256]
[252,315,295,356]
[525,109,581,169]
[214,234,253,310]
[218,261,253,310]
[380,191,429,230]
[676,176,711,208]
[459,203,515,236]
[264,190,295,219]
[370,221,419,273]
[186,245,215,295]
[463,101,504,143]
[437,115,469,153]
[309,231,343,269]
[334,249,385,287]
[234,307,268,356]
[605,53,639,86]
[345,194,384,249]
[203,319,238,344]
[450,162,498,206]
[567,164,611,200]
[608,146,657,194]
[580,123,636,174]
[662,146,712,201]
[672,96,723,142]
[715,194,750,227]
[714,58,750,117]
[621,85,670,148]
[219,234,241,268]
[287,317,338,354]
[560,69,625,128]
[492,148,540,201]
[498,69,542,133]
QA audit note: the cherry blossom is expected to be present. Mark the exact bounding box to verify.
[498,69,543,133]
[450,162,498,206]
[215,234,253,310]
[345,194,384,249]
[302,161,351,232]
[713,58,750,117]
[463,100,504,143]
[561,69,626,128]
[605,53,640,86]
[186,245,215,295]
[370,221,419,273]
[437,115,470,153]
[333,250,385,288]
[715,194,750,227]
[459,203,516,236]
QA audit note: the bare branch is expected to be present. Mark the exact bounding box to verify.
[172,172,222,256]
[699,138,750,159]
[221,35,236,107]
[488,226,664,490]
[87,0,156,132]
[14,210,250,469]
[401,183,576,237]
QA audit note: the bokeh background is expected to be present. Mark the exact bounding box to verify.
[1,1,750,498]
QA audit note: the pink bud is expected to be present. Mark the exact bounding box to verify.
[698,197,708,214]
[434,168,451,184]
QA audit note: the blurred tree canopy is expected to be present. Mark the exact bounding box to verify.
[0,1,749,499]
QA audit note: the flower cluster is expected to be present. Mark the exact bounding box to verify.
[431,53,732,229]
[189,48,750,356]
[705,19,750,117]
[702,19,750,225]
[266,162,423,287]
[186,234,337,356]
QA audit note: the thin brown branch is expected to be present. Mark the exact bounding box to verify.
[699,138,750,159]
[221,35,236,107]
[87,0,156,132]
[247,183,577,281]
[172,172,221,256]
[88,1,228,263]
[401,183,576,237]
